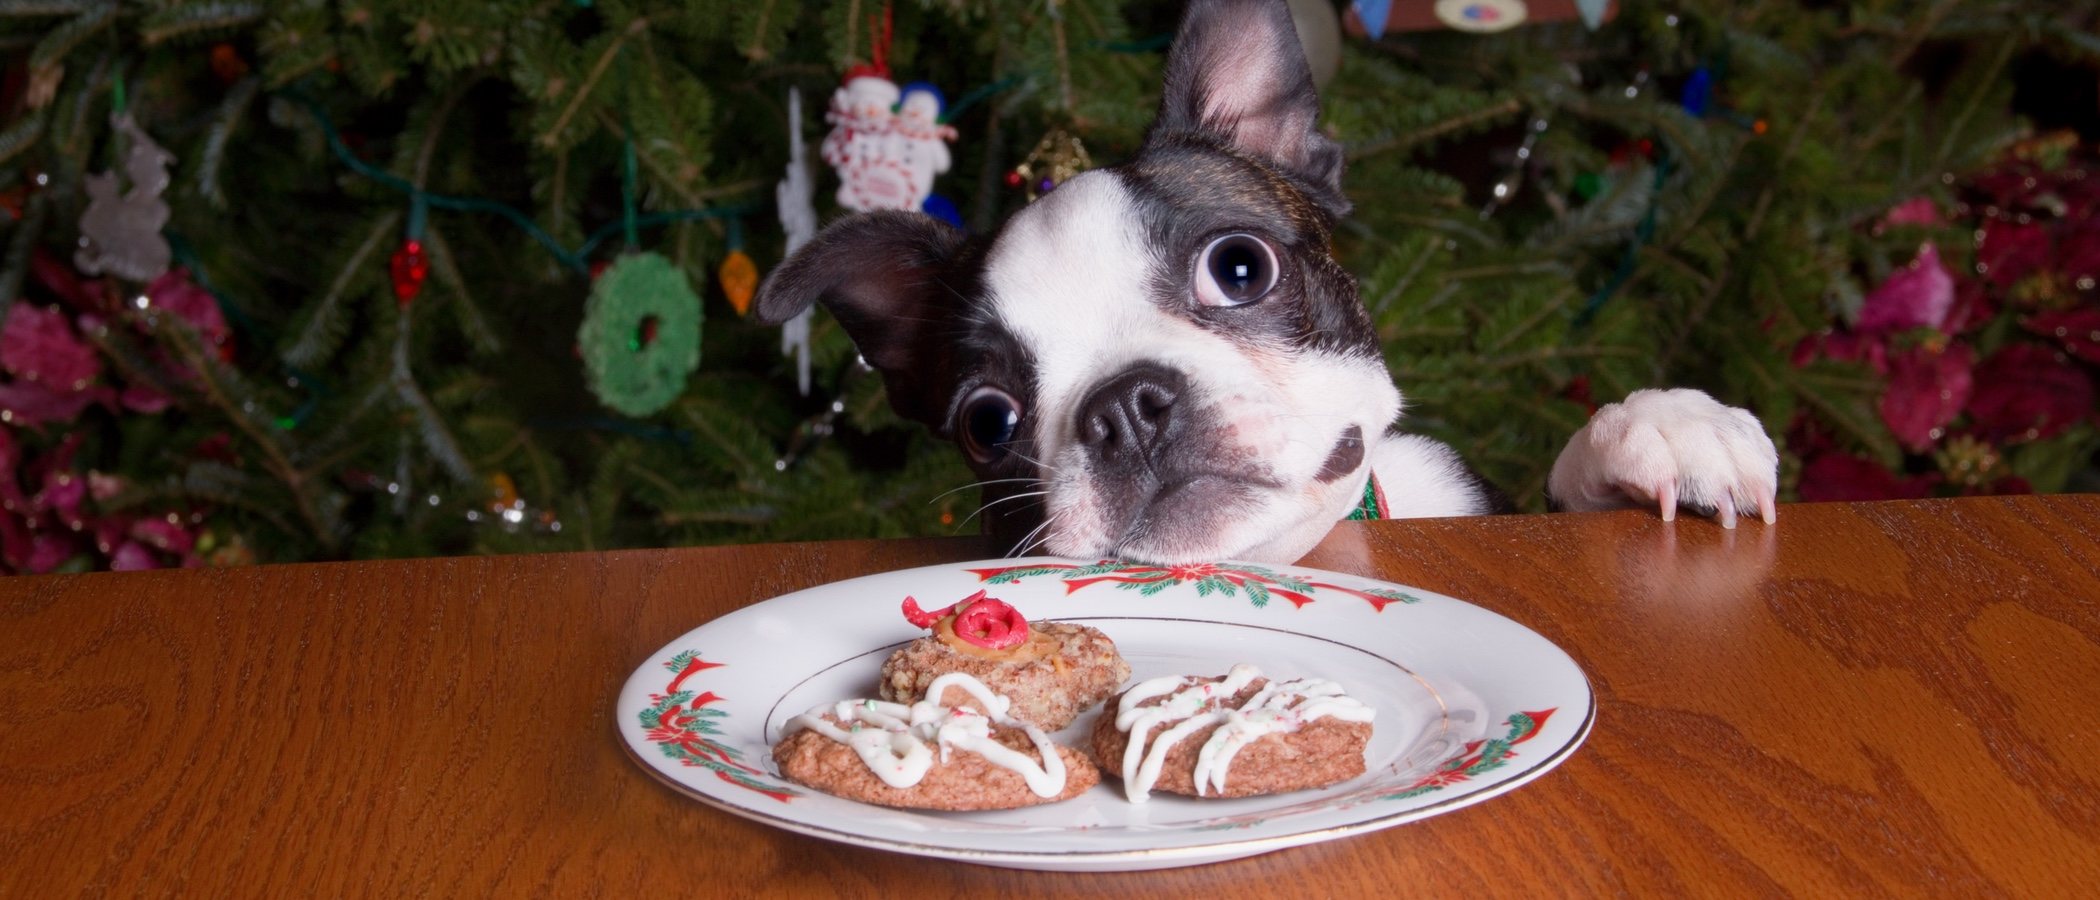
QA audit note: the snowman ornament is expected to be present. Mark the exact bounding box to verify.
[821,67,954,213]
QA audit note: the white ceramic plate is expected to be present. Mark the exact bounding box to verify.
[617,558,1592,872]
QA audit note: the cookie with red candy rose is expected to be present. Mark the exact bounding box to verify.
[877,590,1129,730]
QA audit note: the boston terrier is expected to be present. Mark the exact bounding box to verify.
[756,0,1779,565]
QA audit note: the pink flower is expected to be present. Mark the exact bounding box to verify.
[88,471,126,501]
[120,383,172,413]
[0,382,104,427]
[1797,453,1938,502]
[108,541,162,571]
[1,304,101,390]
[146,269,232,352]
[1941,279,1995,336]
[27,533,76,572]
[129,516,195,555]
[37,468,87,529]
[1882,197,1941,228]
[28,247,105,312]
[1879,344,1974,451]
[1977,220,2051,289]
[2023,308,2100,364]
[1965,344,2097,443]
[2057,222,2100,287]
[1791,329,1888,374]
[1859,244,1955,333]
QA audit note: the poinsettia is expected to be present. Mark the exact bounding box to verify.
[1858,243,1955,333]
[0,262,228,574]
[2024,308,2100,364]
[1965,344,2096,444]
[1976,219,2051,289]
[1791,138,2100,502]
[1796,452,1938,502]
[1880,343,1974,451]
[0,304,112,426]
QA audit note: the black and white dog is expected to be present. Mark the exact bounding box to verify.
[757,0,1778,564]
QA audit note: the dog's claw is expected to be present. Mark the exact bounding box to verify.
[1549,389,1780,529]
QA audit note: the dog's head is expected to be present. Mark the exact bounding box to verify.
[756,0,1398,564]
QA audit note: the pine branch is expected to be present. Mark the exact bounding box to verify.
[1345,99,1525,162]
[421,226,500,356]
[538,15,647,149]
[139,2,263,46]
[0,196,43,313]
[158,318,343,552]
[28,1,114,72]
[0,1,98,15]
[0,111,42,166]
[388,316,477,484]
[192,75,258,208]
[283,211,400,368]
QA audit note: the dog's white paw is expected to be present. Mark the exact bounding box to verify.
[1547,388,1779,527]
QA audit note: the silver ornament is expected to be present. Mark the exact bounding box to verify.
[75,113,175,283]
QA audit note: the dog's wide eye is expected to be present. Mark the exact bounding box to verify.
[958,386,1023,464]
[1194,233,1279,307]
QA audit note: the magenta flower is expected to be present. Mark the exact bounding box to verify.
[129,516,196,556]
[2056,221,2100,287]
[0,382,103,427]
[2,304,100,391]
[146,268,232,352]
[108,541,161,571]
[1977,220,2051,289]
[1796,452,1937,502]
[1858,243,1955,333]
[1791,329,1888,374]
[1965,344,2096,443]
[2023,308,2100,364]
[1882,197,1941,228]
[1879,344,1975,451]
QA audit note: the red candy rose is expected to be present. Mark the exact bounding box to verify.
[899,590,1030,650]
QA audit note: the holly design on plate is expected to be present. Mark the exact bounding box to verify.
[1380,708,1558,801]
[966,561,1422,611]
[640,650,797,802]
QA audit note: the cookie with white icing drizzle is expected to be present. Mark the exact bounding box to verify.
[774,672,1099,810]
[1090,664,1375,802]
[879,591,1129,730]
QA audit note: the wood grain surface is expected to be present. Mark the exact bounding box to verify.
[4,495,2098,897]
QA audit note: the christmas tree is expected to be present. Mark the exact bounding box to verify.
[3,0,2098,573]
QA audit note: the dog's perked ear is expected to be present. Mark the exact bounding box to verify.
[1151,0,1347,214]
[752,211,969,424]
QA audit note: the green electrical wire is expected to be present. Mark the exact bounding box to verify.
[287,92,754,277]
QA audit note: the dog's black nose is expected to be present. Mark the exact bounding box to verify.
[1078,365,1185,467]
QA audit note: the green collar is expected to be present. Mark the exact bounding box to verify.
[1346,472,1386,521]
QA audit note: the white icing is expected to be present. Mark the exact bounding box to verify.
[783,672,1069,797]
[1112,664,1375,802]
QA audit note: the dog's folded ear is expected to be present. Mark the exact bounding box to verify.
[753,210,968,424]
[1152,0,1347,214]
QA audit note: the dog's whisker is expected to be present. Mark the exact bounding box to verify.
[997,444,1062,473]
[1010,510,1061,559]
[958,490,1048,528]
[926,478,1040,504]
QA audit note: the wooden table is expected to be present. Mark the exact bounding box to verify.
[4,495,2098,896]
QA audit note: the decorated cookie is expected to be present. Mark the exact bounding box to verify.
[773,672,1098,810]
[1092,664,1375,802]
[878,590,1129,730]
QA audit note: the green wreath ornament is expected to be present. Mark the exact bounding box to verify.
[578,252,703,416]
